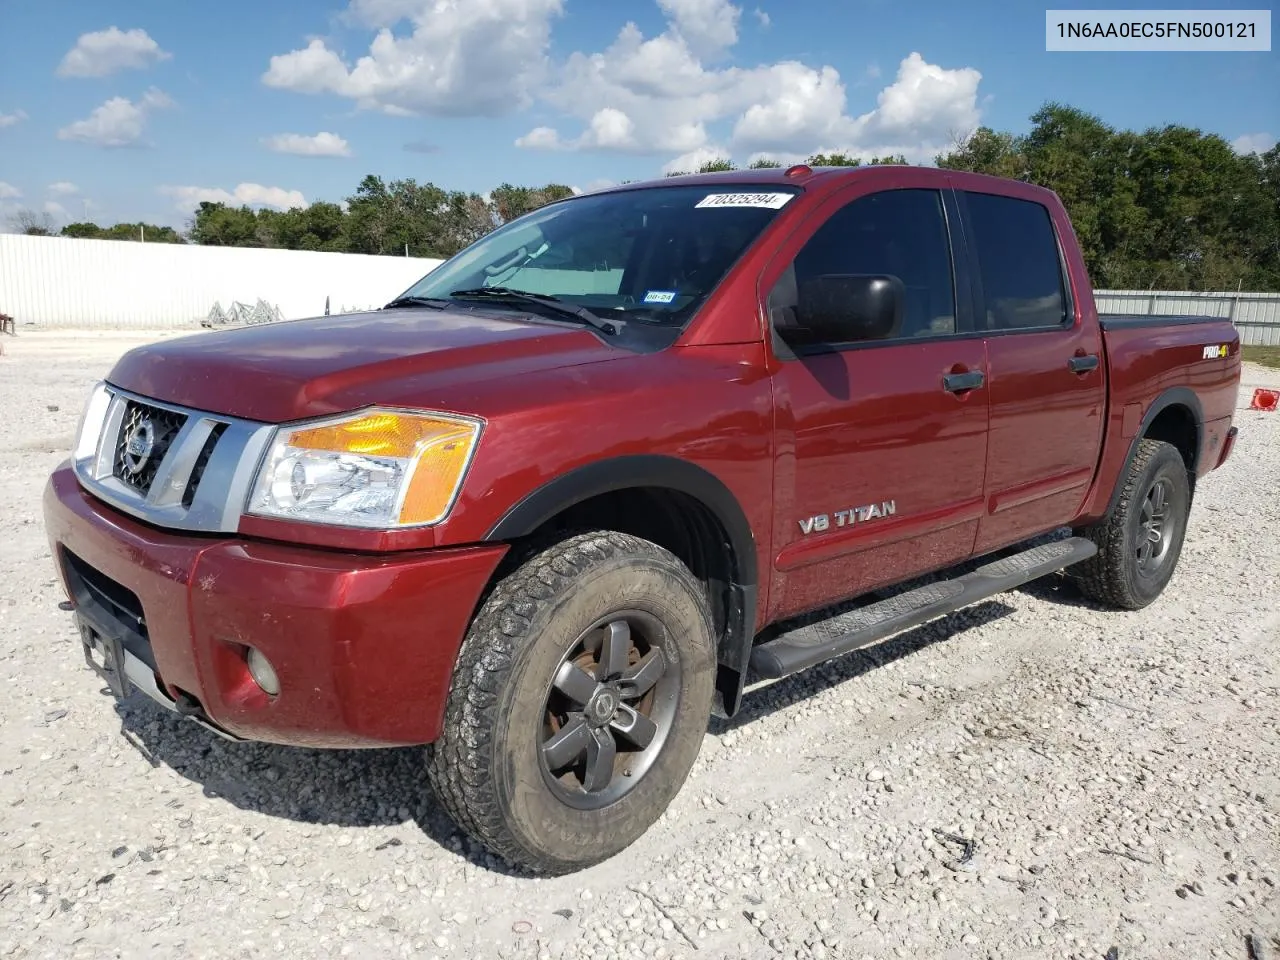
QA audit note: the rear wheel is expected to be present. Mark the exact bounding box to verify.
[426,531,716,874]
[1070,438,1191,610]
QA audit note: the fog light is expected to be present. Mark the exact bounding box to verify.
[246,647,280,696]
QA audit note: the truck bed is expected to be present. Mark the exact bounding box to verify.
[1098,312,1239,331]
[1073,311,1241,525]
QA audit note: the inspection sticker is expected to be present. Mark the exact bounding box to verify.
[695,192,794,209]
[643,290,678,304]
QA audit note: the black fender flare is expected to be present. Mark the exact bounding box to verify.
[1101,386,1204,518]
[485,454,757,584]
[484,454,760,716]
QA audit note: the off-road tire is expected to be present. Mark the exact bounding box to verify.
[1070,438,1191,610]
[425,530,716,874]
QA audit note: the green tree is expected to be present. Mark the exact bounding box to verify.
[806,152,861,167]
[665,157,737,177]
[11,209,54,235]
[60,221,184,242]
[189,203,263,246]
[263,202,350,251]
[344,175,446,256]
[935,103,1280,290]
[490,183,574,223]
[935,128,1027,179]
[60,222,105,239]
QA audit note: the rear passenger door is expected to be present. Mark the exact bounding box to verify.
[958,189,1106,555]
[763,181,991,622]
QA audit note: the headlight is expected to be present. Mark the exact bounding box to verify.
[246,408,482,528]
[74,381,113,462]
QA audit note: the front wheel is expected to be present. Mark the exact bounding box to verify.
[426,531,716,874]
[1070,438,1192,610]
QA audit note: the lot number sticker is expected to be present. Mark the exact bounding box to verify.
[695,192,794,209]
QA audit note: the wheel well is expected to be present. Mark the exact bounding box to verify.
[508,487,738,640]
[1143,404,1198,472]
[494,485,757,716]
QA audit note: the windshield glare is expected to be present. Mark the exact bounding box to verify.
[397,185,801,327]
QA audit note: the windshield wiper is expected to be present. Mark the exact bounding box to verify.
[448,287,620,336]
[384,295,451,309]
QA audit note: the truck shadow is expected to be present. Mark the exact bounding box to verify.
[107,566,1099,874]
[713,597,1017,733]
[715,551,1109,733]
[109,697,505,868]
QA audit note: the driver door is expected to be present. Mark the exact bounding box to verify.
[763,180,991,621]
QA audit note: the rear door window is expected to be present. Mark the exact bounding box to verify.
[962,191,1070,330]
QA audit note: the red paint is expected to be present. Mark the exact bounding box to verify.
[45,466,506,746]
[1074,323,1240,523]
[43,165,1242,746]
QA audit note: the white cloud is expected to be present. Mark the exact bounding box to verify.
[267,0,984,168]
[517,3,983,167]
[48,182,80,196]
[56,88,174,147]
[0,182,21,200]
[57,27,171,78]
[1232,132,1275,155]
[515,125,565,150]
[657,0,740,58]
[0,108,27,129]
[662,145,731,174]
[343,0,432,27]
[753,8,770,28]
[43,201,70,220]
[160,183,307,213]
[729,62,850,150]
[262,131,352,157]
[733,51,981,158]
[262,0,565,117]
[261,39,350,95]
[585,107,638,149]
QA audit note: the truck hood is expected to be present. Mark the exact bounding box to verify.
[106,308,617,423]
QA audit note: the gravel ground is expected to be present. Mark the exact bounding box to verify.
[1,330,1277,960]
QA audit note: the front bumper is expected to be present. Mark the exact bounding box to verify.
[43,463,508,748]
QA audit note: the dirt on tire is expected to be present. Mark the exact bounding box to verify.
[425,530,717,874]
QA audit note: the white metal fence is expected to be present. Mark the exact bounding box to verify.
[2,234,1278,345]
[0,234,444,329]
[1094,289,1280,346]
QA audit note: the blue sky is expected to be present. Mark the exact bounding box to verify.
[0,0,1276,231]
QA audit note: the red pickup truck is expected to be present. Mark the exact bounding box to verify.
[43,165,1241,874]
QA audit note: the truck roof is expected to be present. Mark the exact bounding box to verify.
[585,164,1064,207]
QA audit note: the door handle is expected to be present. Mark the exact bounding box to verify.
[943,370,985,393]
[1069,354,1099,373]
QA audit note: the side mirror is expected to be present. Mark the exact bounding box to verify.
[791,274,904,343]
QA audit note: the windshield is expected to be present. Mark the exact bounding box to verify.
[394,184,801,329]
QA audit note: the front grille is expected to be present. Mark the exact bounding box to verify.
[112,401,187,496]
[62,549,156,671]
[182,422,227,508]
[75,388,273,535]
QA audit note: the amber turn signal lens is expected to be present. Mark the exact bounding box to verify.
[399,421,480,524]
